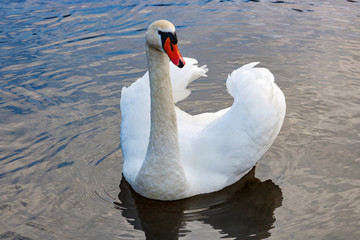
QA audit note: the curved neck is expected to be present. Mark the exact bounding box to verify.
[145,46,180,159]
[134,45,187,199]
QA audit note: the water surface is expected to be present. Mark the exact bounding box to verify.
[1,0,360,239]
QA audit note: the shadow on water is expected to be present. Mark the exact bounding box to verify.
[114,167,282,239]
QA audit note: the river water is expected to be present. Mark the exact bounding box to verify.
[1,0,359,239]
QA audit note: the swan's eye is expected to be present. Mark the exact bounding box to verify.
[158,30,178,49]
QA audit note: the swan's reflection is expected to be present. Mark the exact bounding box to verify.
[114,167,282,240]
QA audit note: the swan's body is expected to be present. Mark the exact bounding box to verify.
[120,20,286,200]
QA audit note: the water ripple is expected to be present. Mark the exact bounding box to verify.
[1,0,360,239]
[116,167,282,240]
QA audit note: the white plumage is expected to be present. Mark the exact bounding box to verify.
[120,20,286,200]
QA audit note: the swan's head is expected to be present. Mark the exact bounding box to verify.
[146,20,185,68]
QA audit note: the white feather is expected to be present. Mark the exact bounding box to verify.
[121,57,286,199]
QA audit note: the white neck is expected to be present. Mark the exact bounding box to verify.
[134,45,187,200]
[146,45,179,158]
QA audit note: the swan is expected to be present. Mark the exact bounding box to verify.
[120,20,286,201]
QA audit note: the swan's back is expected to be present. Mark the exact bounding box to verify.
[180,63,286,195]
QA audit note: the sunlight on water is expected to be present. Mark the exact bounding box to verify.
[1,0,359,239]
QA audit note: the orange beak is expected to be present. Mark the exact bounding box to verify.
[163,37,185,68]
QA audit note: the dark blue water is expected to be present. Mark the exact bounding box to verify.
[1,0,360,239]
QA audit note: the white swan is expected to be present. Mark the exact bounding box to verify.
[120,20,286,201]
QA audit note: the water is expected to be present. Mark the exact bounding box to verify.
[0,0,359,239]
